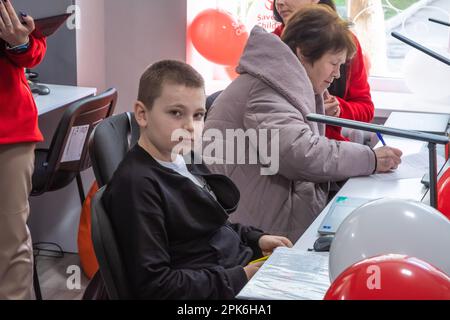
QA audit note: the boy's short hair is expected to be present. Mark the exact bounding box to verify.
[137,60,205,109]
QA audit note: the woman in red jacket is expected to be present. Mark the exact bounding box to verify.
[273,0,374,142]
[0,0,46,299]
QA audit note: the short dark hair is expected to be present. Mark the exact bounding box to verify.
[281,5,356,65]
[273,0,337,23]
[137,60,205,109]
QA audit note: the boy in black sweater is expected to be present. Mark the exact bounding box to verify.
[103,60,292,299]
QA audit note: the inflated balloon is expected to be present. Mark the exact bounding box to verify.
[403,47,450,101]
[438,168,450,220]
[225,65,239,80]
[329,199,450,282]
[189,9,249,66]
[325,254,450,300]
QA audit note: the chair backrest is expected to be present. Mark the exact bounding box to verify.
[32,88,117,194]
[205,90,223,119]
[91,186,132,300]
[88,112,140,188]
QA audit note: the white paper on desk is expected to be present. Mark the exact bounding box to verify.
[382,137,426,156]
[236,247,330,300]
[371,151,445,181]
[61,125,89,163]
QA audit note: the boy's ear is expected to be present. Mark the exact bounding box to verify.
[134,101,149,128]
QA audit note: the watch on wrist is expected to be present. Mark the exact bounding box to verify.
[6,40,30,53]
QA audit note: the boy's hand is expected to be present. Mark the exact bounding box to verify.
[243,261,264,280]
[0,0,35,47]
[258,235,293,256]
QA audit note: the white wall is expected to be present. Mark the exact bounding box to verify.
[76,0,107,91]
[77,0,187,113]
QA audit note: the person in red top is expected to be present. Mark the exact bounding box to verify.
[272,0,374,142]
[0,0,46,299]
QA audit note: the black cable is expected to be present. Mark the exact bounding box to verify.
[33,242,65,259]
[429,18,450,27]
[391,31,450,66]
[32,242,65,300]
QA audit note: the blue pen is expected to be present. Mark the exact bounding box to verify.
[376,132,386,146]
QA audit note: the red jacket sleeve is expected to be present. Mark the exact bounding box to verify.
[326,36,374,141]
[4,35,47,69]
[337,36,374,123]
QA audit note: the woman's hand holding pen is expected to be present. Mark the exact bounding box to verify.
[373,146,403,172]
[0,0,35,47]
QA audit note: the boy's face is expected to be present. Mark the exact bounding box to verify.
[135,82,206,162]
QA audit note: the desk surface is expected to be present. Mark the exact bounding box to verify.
[372,91,450,118]
[294,177,427,251]
[241,113,449,300]
[294,137,447,252]
[35,84,97,116]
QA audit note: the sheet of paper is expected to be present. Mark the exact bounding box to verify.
[371,151,445,181]
[236,247,330,300]
[382,137,426,156]
[61,125,89,163]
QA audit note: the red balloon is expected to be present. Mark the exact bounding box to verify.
[438,168,450,220]
[324,254,450,300]
[225,65,239,80]
[189,9,249,66]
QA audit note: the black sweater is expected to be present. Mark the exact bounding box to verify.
[103,145,265,299]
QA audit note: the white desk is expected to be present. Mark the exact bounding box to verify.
[35,84,97,115]
[295,137,447,252]
[372,91,450,118]
[240,113,449,300]
[294,177,428,251]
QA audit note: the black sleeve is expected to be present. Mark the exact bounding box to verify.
[228,222,266,260]
[106,178,247,300]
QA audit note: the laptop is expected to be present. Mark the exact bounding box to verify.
[317,196,373,235]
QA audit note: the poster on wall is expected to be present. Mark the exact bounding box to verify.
[187,0,280,93]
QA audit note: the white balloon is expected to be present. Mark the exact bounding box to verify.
[329,198,450,282]
[403,47,450,101]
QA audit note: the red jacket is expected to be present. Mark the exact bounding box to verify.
[273,25,374,141]
[0,35,47,145]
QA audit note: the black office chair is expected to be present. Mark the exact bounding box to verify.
[82,112,139,300]
[31,88,118,203]
[205,90,223,119]
[88,112,140,187]
[90,186,132,300]
[30,88,117,300]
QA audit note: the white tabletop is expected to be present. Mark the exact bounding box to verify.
[294,177,427,251]
[372,91,450,118]
[294,137,446,251]
[240,112,449,300]
[35,84,97,116]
